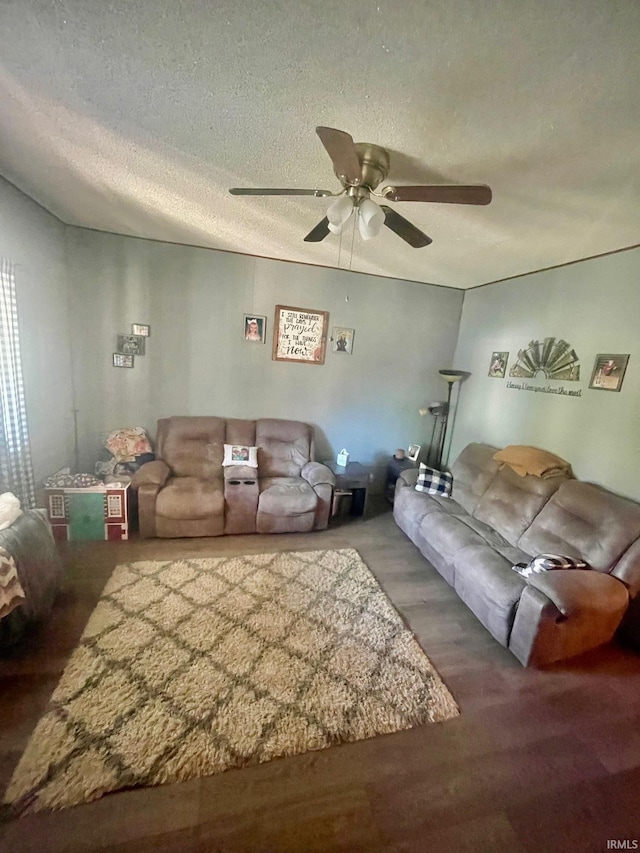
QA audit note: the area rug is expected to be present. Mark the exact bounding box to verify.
[4,548,458,815]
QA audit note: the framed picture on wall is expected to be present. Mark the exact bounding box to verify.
[332,327,355,354]
[407,444,421,462]
[116,334,146,356]
[113,353,134,368]
[243,314,266,343]
[488,351,508,378]
[272,304,329,365]
[588,353,630,392]
[131,323,150,337]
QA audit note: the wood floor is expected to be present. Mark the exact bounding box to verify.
[1,502,640,853]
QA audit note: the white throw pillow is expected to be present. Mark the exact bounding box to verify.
[222,444,258,468]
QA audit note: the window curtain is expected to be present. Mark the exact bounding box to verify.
[0,259,35,507]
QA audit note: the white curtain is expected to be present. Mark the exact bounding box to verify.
[0,258,35,507]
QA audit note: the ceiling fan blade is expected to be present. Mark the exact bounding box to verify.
[229,187,333,197]
[315,126,361,185]
[383,184,492,205]
[381,206,432,248]
[303,216,331,243]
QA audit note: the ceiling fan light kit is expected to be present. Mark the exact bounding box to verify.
[229,126,492,248]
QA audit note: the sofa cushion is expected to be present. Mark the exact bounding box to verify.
[454,545,528,646]
[258,477,317,516]
[473,465,566,546]
[256,419,312,477]
[394,488,466,543]
[158,417,226,478]
[156,477,224,520]
[415,464,453,496]
[449,443,501,515]
[518,479,640,573]
[418,513,493,569]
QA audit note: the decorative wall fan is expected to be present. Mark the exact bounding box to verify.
[229,126,492,248]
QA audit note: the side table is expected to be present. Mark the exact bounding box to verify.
[323,461,370,517]
[386,455,417,502]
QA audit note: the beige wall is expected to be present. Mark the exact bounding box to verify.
[66,228,464,485]
[451,248,640,499]
[0,177,75,486]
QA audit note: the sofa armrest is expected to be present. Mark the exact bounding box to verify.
[509,570,630,666]
[131,460,170,489]
[525,569,629,617]
[301,461,335,488]
[397,468,419,488]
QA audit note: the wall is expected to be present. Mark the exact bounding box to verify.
[450,248,640,499]
[0,177,74,487]
[66,229,464,486]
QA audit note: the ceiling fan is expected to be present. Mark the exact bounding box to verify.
[229,126,492,248]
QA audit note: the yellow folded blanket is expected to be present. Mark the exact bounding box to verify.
[493,445,572,479]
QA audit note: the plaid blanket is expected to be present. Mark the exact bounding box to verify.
[0,546,25,620]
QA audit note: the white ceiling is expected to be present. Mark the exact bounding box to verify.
[1,0,639,289]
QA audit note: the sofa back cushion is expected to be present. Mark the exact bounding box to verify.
[225,418,256,448]
[473,465,566,546]
[450,443,501,515]
[157,417,226,479]
[519,479,640,574]
[256,419,313,477]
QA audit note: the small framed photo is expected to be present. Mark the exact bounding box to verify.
[589,354,630,392]
[244,314,266,343]
[117,334,146,356]
[131,323,150,337]
[488,351,509,378]
[113,353,134,368]
[407,444,421,462]
[332,327,355,354]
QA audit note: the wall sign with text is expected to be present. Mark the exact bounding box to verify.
[272,305,329,365]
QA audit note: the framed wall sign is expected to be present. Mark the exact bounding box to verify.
[113,353,134,368]
[272,304,329,365]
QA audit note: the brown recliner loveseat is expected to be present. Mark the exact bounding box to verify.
[132,417,335,538]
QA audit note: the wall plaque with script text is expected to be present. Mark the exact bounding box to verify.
[272,305,329,365]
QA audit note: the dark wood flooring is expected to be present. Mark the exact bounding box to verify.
[1,501,640,852]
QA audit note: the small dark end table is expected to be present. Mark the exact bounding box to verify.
[323,461,370,517]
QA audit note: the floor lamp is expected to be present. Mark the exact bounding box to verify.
[423,402,448,467]
[436,369,468,469]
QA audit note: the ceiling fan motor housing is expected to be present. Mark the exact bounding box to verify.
[336,143,390,191]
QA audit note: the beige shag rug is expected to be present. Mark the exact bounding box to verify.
[4,548,458,815]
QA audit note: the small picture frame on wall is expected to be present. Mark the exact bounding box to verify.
[488,351,509,378]
[113,353,134,368]
[588,353,630,392]
[131,323,150,337]
[407,444,421,462]
[243,314,266,343]
[117,334,146,356]
[332,327,355,354]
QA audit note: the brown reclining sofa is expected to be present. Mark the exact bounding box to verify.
[394,443,640,666]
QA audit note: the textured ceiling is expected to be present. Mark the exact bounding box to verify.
[0,0,639,288]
